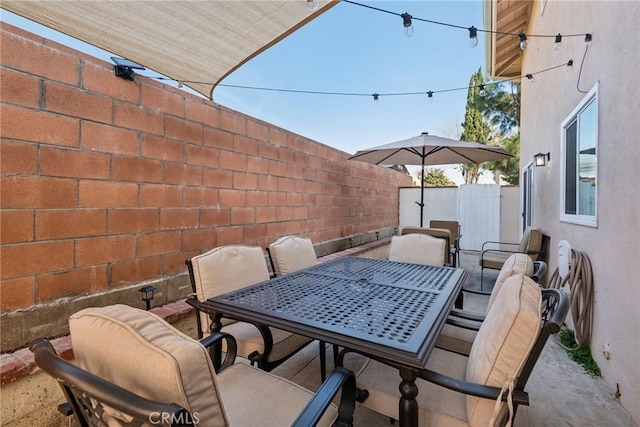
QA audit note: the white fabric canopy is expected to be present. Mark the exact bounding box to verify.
[2,1,338,99]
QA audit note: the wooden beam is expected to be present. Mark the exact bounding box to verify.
[496,1,531,27]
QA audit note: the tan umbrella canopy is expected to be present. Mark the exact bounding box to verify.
[349,132,513,226]
[2,1,338,100]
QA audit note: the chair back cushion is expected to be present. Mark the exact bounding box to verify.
[190,245,270,335]
[269,236,317,275]
[486,253,534,313]
[389,234,446,267]
[429,220,460,243]
[517,227,543,255]
[70,305,228,426]
[466,275,541,426]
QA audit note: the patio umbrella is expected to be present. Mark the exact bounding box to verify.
[349,132,513,227]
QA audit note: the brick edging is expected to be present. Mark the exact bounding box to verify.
[0,238,392,385]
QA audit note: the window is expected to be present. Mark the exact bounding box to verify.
[560,82,598,226]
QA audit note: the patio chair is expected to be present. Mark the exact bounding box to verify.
[32,305,356,427]
[185,245,313,372]
[266,235,335,381]
[437,253,534,355]
[339,276,569,426]
[430,220,462,266]
[392,232,448,267]
[267,235,318,276]
[479,227,548,289]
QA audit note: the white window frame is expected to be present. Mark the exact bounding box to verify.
[560,82,599,227]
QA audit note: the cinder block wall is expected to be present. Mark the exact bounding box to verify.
[0,23,412,350]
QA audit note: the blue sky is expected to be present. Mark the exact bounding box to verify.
[1,1,486,170]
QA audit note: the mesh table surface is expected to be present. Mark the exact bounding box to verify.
[213,257,465,358]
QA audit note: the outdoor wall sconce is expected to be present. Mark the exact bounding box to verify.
[111,57,145,81]
[534,152,551,167]
[139,285,156,311]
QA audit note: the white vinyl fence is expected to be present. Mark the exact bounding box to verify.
[399,184,520,251]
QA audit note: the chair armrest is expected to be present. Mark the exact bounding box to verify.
[418,368,529,406]
[292,367,356,427]
[185,295,215,315]
[460,288,492,297]
[448,309,485,323]
[199,332,237,372]
[481,240,519,251]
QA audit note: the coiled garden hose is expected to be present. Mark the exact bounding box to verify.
[547,249,593,348]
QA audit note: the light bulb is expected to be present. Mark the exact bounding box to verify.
[525,74,534,83]
[426,91,434,103]
[554,34,562,51]
[479,84,485,95]
[584,33,592,45]
[519,33,528,50]
[401,13,414,38]
[372,93,379,105]
[306,0,319,11]
[468,26,478,48]
[566,59,574,73]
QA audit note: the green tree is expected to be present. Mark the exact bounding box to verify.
[475,81,522,184]
[418,168,455,187]
[459,68,492,184]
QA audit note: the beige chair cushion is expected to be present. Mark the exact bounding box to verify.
[218,363,338,426]
[389,234,446,267]
[356,274,541,427]
[69,305,228,426]
[356,349,469,426]
[189,245,310,361]
[517,227,543,258]
[486,253,534,313]
[466,275,541,426]
[436,253,534,356]
[269,235,317,275]
[190,245,270,336]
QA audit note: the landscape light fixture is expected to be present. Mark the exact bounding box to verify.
[139,285,156,311]
[534,152,551,167]
[111,57,145,81]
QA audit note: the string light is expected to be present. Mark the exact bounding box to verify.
[468,26,478,48]
[153,60,574,100]
[306,0,319,12]
[341,0,591,50]
[554,34,562,50]
[566,59,574,72]
[584,33,592,45]
[401,13,414,38]
[478,84,485,95]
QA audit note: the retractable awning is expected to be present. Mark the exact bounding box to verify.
[2,1,338,99]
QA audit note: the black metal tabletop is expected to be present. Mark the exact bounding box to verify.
[206,256,466,368]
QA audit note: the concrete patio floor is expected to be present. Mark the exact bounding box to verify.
[264,249,636,426]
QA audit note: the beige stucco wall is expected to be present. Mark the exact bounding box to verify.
[521,1,640,422]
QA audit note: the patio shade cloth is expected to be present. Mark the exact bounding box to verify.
[1,1,338,100]
[349,132,513,226]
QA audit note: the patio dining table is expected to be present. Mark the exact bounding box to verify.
[204,256,466,427]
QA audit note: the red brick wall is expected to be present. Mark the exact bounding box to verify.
[0,24,411,312]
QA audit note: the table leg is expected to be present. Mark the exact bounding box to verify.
[209,313,223,370]
[398,367,419,427]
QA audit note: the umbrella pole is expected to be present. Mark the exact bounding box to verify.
[420,151,425,227]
